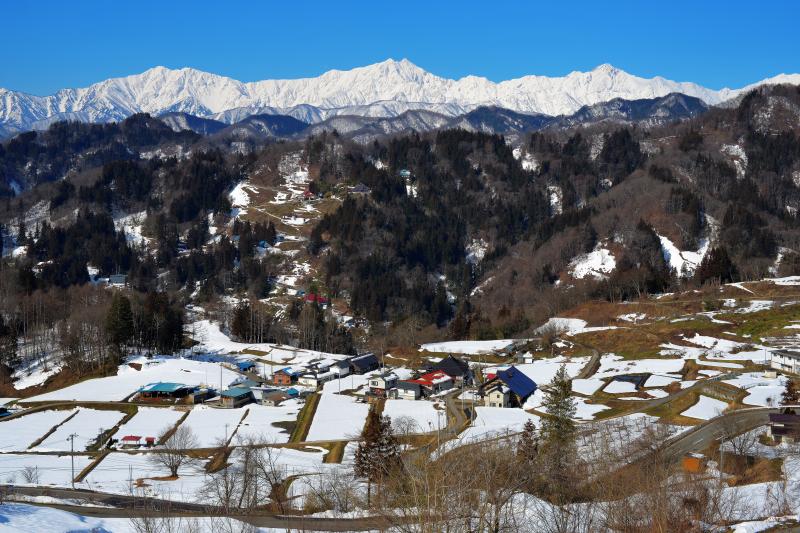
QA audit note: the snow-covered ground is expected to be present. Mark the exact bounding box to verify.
[723,373,787,407]
[485,356,587,388]
[24,356,240,402]
[658,233,710,277]
[114,407,185,443]
[603,380,638,394]
[681,395,728,420]
[569,245,616,280]
[180,406,247,448]
[382,399,446,434]
[0,453,93,486]
[420,339,514,355]
[306,393,369,442]
[232,401,302,444]
[0,409,77,452]
[595,354,684,377]
[33,408,127,452]
[455,407,539,445]
[573,398,611,420]
[571,378,605,395]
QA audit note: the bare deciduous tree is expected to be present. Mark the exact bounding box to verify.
[149,424,200,477]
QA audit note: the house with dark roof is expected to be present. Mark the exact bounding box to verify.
[428,355,473,385]
[350,353,380,374]
[480,366,537,408]
[350,183,371,194]
[392,380,422,400]
[769,409,800,443]
[221,386,254,408]
[368,372,398,398]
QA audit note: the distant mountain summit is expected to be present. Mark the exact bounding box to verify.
[1,59,799,137]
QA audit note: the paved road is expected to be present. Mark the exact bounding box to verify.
[2,485,387,531]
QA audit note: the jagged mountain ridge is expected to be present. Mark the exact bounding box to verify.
[2,59,799,137]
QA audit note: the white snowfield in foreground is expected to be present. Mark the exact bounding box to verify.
[114,407,185,441]
[24,356,240,403]
[0,454,93,486]
[681,395,729,420]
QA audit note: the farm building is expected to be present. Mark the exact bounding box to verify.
[272,368,299,386]
[137,382,194,402]
[221,387,254,408]
[403,370,453,397]
[427,355,473,385]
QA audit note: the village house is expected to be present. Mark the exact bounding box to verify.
[403,370,454,397]
[220,386,254,408]
[483,383,512,408]
[772,350,800,374]
[480,366,537,408]
[769,409,800,443]
[261,391,290,407]
[392,380,422,400]
[298,370,336,388]
[368,372,398,398]
[272,367,299,386]
[427,355,473,386]
[350,353,380,374]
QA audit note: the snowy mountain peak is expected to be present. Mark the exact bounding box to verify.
[0,60,798,137]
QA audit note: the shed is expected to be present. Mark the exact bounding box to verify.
[351,353,380,374]
[221,386,254,408]
[138,382,193,401]
[237,361,256,372]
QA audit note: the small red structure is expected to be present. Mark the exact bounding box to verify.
[305,293,330,305]
[303,189,315,200]
[145,437,156,446]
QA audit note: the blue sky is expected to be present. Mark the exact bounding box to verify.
[2,0,798,95]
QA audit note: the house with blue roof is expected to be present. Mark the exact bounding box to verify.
[480,366,537,408]
[221,386,254,408]
[137,382,194,402]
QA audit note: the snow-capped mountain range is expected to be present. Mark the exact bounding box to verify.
[2,59,799,137]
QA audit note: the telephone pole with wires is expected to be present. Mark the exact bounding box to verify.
[68,433,78,488]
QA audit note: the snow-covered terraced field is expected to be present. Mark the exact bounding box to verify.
[306,393,369,442]
[0,409,77,452]
[33,408,127,452]
[180,406,248,448]
[114,407,186,443]
[0,454,93,486]
[232,402,302,444]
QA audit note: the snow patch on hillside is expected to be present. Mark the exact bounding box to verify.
[721,144,748,179]
[569,245,616,280]
[658,234,710,277]
[547,185,563,215]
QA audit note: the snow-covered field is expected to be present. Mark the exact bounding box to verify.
[232,401,302,444]
[114,407,185,442]
[33,408,127,452]
[306,393,369,442]
[723,373,787,407]
[24,356,240,402]
[420,339,514,354]
[382,399,446,433]
[681,395,729,420]
[455,407,539,445]
[180,406,247,448]
[486,356,587,388]
[82,452,206,501]
[0,409,76,452]
[0,454,93,486]
[603,380,638,394]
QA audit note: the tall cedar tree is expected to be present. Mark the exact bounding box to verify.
[0,315,19,370]
[106,292,134,354]
[539,364,577,498]
[782,380,800,405]
[354,407,401,505]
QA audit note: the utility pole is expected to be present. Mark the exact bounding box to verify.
[68,433,78,489]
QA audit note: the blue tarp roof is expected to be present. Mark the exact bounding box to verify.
[237,361,256,370]
[221,387,252,398]
[496,367,537,399]
[140,382,190,393]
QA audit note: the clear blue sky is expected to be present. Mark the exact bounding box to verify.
[3,0,798,95]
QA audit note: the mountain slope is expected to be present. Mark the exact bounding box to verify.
[2,59,799,137]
